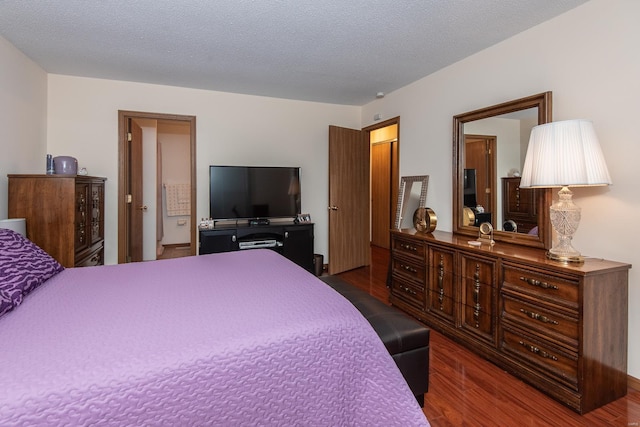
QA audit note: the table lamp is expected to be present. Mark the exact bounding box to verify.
[520,119,611,262]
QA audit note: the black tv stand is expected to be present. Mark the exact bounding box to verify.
[199,221,314,273]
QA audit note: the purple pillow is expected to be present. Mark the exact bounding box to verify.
[0,228,64,318]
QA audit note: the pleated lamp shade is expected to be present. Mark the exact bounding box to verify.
[520,119,612,188]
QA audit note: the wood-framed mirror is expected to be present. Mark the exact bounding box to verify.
[452,92,553,249]
[394,175,429,229]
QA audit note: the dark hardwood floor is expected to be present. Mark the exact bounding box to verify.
[157,243,191,260]
[337,245,640,427]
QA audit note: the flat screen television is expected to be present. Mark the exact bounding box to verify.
[209,166,301,221]
[463,168,478,208]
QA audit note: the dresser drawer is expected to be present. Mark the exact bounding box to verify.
[75,246,104,267]
[392,236,426,261]
[461,301,494,338]
[392,255,426,284]
[428,246,454,274]
[501,326,578,391]
[428,294,455,321]
[390,275,425,309]
[502,294,578,349]
[502,264,578,309]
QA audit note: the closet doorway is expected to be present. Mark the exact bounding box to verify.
[117,111,196,264]
[368,120,399,249]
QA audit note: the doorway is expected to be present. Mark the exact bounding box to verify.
[464,134,497,221]
[368,121,399,249]
[117,111,197,264]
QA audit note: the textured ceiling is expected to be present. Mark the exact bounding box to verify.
[0,0,587,105]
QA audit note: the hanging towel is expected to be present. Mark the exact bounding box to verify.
[165,183,191,216]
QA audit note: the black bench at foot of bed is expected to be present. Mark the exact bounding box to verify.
[320,276,430,407]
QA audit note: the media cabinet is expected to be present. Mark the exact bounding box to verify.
[199,222,314,273]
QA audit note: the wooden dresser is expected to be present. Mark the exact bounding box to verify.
[501,177,538,233]
[8,174,106,267]
[390,229,630,414]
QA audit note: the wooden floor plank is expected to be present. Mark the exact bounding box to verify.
[337,245,640,427]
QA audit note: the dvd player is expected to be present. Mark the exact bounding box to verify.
[238,239,278,249]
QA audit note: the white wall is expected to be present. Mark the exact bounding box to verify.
[362,0,640,377]
[47,75,361,265]
[0,36,47,218]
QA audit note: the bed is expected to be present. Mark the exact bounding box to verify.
[0,229,429,426]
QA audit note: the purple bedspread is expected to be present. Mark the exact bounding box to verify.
[0,249,429,426]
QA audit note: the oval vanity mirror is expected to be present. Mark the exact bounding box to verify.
[452,92,553,249]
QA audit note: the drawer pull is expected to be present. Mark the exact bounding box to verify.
[473,265,481,328]
[400,263,417,274]
[398,285,417,296]
[519,308,559,325]
[519,276,559,290]
[518,340,559,361]
[438,255,445,310]
[399,243,418,252]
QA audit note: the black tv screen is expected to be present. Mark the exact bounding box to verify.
[209,166,301,220]
[463,168,477,208]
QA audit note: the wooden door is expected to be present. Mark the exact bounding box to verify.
[129,119,144,262]
[328,125,370,274]
[371,141,391,248]
[465,135,497,222]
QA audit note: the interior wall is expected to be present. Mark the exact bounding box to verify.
[46,75,361,265]
[361,0,640,377]
[158,121,191,246]
[0,35,47,218]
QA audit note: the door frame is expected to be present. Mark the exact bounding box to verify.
[117,111,197,263]
[363,117,400,241]
[464,134,497,221]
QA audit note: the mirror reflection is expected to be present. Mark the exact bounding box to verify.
[452,92,552,249]
[463,108,539,234]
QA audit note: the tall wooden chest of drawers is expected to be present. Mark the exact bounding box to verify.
[8,174,106,267]
[390,229,630,414]
[501,177,538,233]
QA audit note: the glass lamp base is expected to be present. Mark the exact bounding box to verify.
[548,186,584,264]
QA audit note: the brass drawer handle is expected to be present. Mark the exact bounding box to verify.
[519,276,559,290]
[398,285,417,296]
[473,264,481,327]
[518,340,559,361]
[400,263,417,274]
[519,308,559,325]
[438,257,446,310]
[399,243,418,252]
